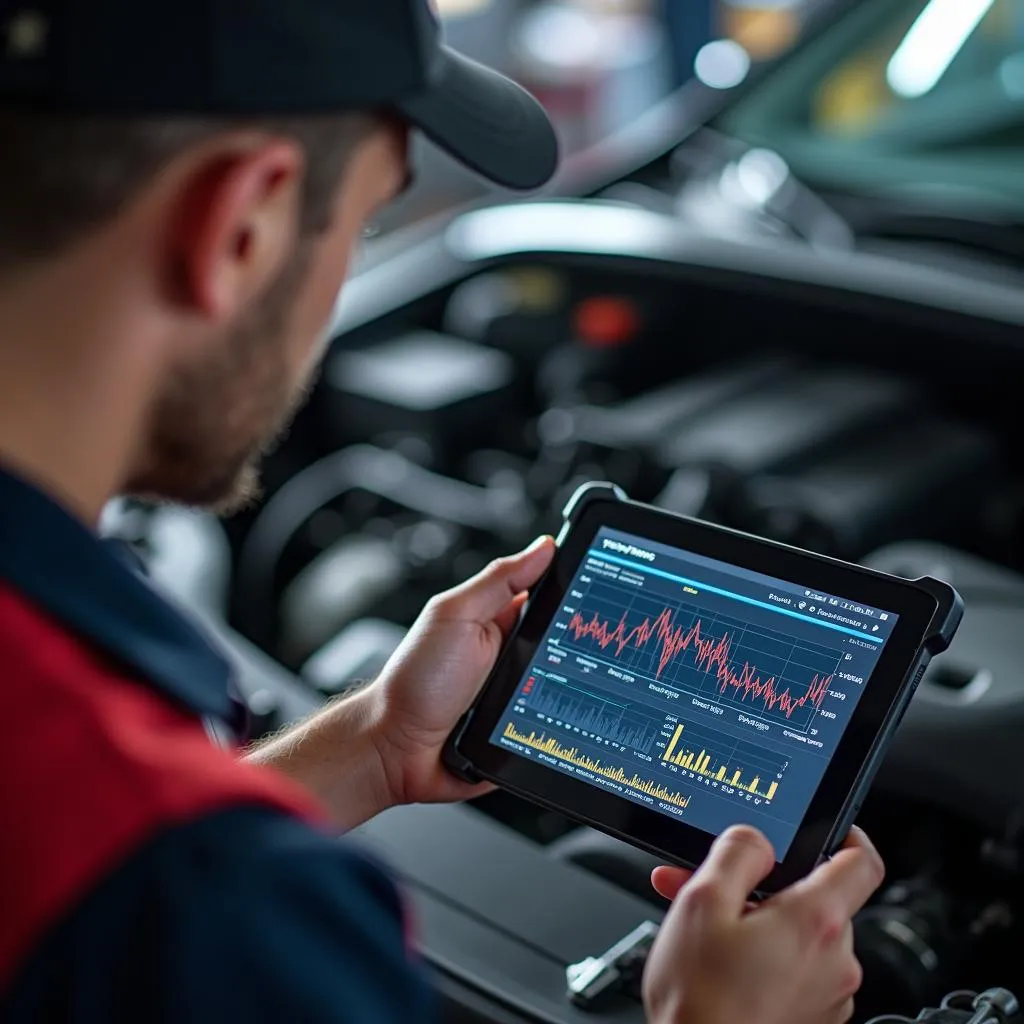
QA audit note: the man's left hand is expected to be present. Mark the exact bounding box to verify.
[366,535,556,807]
[246,536,556,828]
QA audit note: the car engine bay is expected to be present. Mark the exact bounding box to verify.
[106,187,1024,1022]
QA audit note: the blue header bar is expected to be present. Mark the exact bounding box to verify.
[587,549,879,643]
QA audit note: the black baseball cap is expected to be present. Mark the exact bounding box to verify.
[0,0,560,190]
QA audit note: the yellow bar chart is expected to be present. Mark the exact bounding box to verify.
[503,723,692,809]
[663,723,780,801]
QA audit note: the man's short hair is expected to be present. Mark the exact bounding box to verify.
[0,111,377,272]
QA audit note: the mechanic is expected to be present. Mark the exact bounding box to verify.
[0,1,885,1022]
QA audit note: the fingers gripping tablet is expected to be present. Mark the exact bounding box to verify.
[445,483,962,893]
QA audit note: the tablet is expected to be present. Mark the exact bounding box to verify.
[445,483,962,892]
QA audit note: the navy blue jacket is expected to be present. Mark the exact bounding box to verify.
[0,467,435,1022]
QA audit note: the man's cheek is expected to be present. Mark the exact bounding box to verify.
[297,258,354,370]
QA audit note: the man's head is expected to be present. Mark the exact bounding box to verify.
[131,114,413,511]
[0,110,409,512]
[0,0,557,518]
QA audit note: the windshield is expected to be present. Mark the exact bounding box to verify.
[718,0,1024,215]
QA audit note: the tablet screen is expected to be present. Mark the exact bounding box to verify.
[489,527,899,858]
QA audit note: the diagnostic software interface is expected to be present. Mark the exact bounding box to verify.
[490,527,898,856]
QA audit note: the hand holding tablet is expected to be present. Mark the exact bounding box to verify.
[446,483,961,894]
[643,824,884,1024]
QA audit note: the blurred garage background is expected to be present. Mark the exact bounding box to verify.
[377,0,818,232]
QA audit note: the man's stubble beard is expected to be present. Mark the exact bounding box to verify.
[126,244,318,514]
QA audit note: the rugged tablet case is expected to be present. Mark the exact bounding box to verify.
[443,481,963,849]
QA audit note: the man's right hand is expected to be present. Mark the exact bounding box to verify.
[642,825,885,1024]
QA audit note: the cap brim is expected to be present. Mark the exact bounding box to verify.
[396,47,560,191]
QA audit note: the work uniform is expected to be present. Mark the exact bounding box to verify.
[0,467,435,1021]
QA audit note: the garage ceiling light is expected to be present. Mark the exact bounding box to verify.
[887,0,997,99]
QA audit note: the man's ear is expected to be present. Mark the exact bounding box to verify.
[167,137,305,321]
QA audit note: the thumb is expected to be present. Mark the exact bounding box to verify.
[651,865,693,901]
[432,537,555,623]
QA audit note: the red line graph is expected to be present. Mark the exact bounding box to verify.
[567,607,831,720]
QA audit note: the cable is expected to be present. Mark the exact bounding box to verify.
[866,988,1020,1024]
[853,210,1024,266]
[235,445,533,645]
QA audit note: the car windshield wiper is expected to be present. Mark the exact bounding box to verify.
[842,203,1024,265]
[669,130,857,250]
[615,131,1024,267]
